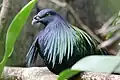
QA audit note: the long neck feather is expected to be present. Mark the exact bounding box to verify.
[41,18,77,67]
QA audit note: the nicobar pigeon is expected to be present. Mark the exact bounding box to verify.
[26,9,110,74]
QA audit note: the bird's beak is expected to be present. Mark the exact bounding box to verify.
[32,19,38,25]
[32,15,42,25]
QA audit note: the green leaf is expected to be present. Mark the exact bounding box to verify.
[7,0,37,57]
[58,69,80,80]
[71,56,120,73]
[0,0,37,75]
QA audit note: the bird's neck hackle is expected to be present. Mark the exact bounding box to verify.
[46,14,70,29]
[40,15,77,67]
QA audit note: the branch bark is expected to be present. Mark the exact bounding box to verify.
[1,67,120,80]
[0,0,12,35]
[99,32,120,48]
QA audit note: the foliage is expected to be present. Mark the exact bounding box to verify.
[58,56,120,80]
[71,56,120,73]
[57,69,80,80]
[0,0,37,75]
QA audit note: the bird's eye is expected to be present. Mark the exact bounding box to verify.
[46,13,51,16]
[43,13,51,17]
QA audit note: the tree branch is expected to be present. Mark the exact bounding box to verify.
[1,67,120,80]
[98,32,120,48]
[97,14,117,35]
[0,0,12,35]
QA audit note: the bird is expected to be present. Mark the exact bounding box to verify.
[26,9,110,75]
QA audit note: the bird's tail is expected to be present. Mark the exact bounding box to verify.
[26,38,39,66]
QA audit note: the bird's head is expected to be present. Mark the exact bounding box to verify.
[32,9,61,26]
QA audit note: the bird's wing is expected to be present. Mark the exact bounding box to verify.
[26,37,39,66]
[72,25,108,56]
